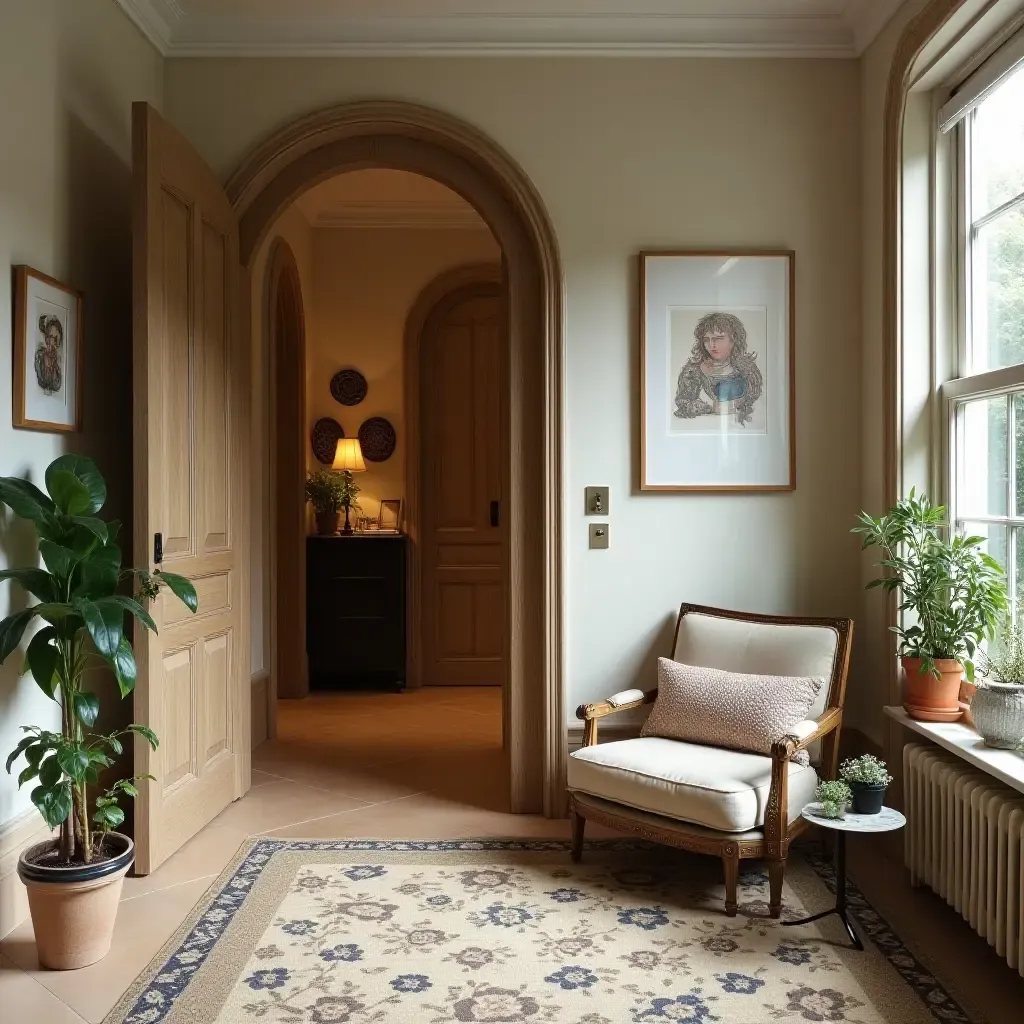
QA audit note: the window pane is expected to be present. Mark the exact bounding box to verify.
[971,64,1024,220]
[958,395,1008,516]
[959,522,1009,582]
[971,204,1024,372]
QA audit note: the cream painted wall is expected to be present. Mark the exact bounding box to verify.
[249,206,315,677]
[307,225,501,516]
[0,0,162,829]
[164,57,864,725]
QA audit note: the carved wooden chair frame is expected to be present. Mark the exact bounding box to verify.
[569,602,853,917]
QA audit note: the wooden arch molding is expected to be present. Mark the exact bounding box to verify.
[226,102,565,816]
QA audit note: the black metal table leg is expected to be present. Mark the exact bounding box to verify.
[782,832,863,950]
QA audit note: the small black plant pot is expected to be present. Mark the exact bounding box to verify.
[849,782,887,815]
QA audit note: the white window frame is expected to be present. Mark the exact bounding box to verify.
[941,58,1024,617]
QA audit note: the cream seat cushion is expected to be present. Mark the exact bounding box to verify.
[568,737,818,833]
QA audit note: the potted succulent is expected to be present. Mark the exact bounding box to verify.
[854,490,1008,722]
[1,456,197,969]
[815,780,852,820]
[839,754,893,814]
[974,621,1024,748]
[305,469,360,536]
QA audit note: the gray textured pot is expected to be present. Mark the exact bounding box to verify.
[971,681,1024,749]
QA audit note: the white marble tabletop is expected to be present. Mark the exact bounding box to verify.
[801,803,906,833]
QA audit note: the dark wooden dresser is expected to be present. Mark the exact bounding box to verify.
[306,534,407,691]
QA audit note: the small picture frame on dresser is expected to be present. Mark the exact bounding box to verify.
[378,499,402,533]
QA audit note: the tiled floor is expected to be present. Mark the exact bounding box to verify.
[0,686,617,1022]
[3,687,1023,1022]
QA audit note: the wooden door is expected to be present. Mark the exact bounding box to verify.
[132,103,250,873]
[421,284,506,686]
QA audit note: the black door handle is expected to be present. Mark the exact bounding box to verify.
[489,501,500,528]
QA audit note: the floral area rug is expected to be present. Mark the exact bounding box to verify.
[105,839,971,1024]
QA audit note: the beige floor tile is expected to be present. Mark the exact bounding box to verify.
[119,824,251,900]
[250,770,277,788]
[0,952,86,1022]
[1,876,213,1023]
[209,780,370,834]
[249,758,425,804]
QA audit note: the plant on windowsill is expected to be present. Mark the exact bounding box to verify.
[305,469,360,536]
[972,621,1024,749]
[838,755,892,815]
[815,780,852,820]
[854,490,1008,723]
[0,455,197,970]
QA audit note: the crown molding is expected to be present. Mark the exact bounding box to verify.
[112,9,876,59]
[842,0,907,54]
[303,199,489,230]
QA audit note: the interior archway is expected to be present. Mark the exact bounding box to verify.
[229,101,565,816]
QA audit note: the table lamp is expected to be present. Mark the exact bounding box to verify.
[332,438,366,535]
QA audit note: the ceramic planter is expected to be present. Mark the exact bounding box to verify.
[902,657,964,722]
[971,682,1024,749]
[18,832,134,970]
[315,511,340,536]
[849,781,887,815]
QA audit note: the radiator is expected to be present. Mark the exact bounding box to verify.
[904,741,1024,976]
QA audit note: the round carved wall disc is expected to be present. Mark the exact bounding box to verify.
[330,368,368,406]
[311,417,344,465]
[358,417,397,463]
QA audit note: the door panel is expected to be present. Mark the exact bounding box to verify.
[422,288,506,686]
[133,102,250,873]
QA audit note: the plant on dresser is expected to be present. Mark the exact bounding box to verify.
[839,754,892,814]
[305,468,360,536]
[0,455,197,970]
[854,490,1008,723]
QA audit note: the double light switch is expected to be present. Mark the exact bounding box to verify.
[585,487,609,549]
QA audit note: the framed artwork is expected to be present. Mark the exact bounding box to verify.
[12,266,83,432]
[378,499,402,532]
[639,250,795,491]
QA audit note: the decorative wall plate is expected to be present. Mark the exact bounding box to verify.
[330,368,368,406]
[311,417,344,465]
[358,416,397,462]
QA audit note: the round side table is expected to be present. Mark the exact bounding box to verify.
[781,802,906,950]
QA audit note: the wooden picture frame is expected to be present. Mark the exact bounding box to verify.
[639,249,795,492]
[12,265,83,432]
[378,498,402,532]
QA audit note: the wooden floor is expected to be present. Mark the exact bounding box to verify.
[1,686,1021,1022]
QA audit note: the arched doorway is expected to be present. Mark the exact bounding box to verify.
[229,102,565,816]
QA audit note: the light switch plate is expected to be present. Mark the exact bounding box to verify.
[589,523,609,549]
[585,486,609,516]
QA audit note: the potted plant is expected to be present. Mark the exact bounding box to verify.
[0,455,197,969]
[974,621,1024,748]
[854,490,1008,722]
[839,754,892,814]
[815,780,852,820]
[305,469,360,536]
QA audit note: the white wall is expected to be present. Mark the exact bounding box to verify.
[307,225,501,512]
[0,0,162,828]
[164,57,864,725]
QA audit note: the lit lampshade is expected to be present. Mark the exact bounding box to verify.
[332,438,366,473]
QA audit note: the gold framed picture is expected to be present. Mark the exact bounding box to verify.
[378,499,402,532]
[12,265,83,432]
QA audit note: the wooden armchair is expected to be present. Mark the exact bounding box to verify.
[568,603,853,918]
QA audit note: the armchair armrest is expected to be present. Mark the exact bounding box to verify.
[575,688,657,747]
[770,708,842,760]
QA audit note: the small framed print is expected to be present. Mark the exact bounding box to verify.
[639,250,795,492]
[378,499,402,532]
[13,266,83,432]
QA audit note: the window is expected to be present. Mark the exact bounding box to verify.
[943,56,1024,618]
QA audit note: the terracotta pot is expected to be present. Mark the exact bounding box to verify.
[315,511,340,536]
[958,680,977,727]
[902,657,965,722]
[18,833,134,970]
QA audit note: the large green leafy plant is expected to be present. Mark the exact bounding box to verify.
[854,490,1008,680]
[304,468,360,514]
[0,456,197,864]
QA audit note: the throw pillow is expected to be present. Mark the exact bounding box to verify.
[640,658,824,765]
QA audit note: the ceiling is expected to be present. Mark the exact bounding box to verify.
[116,1,905,58]
[294,169,489,230]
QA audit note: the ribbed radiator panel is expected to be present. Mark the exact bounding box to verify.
[904,742,1024,975]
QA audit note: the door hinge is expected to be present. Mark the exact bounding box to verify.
[154,532,163,565]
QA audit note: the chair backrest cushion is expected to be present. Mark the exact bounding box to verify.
[642,658,823,764]
[673,611,840,724]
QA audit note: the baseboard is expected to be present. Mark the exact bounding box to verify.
[252,670,270,750]
[0,808,53,937]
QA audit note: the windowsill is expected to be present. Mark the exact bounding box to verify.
[883,706,1024,796]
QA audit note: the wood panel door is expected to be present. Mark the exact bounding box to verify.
[421,284,506,686]
[132,103,250,874]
